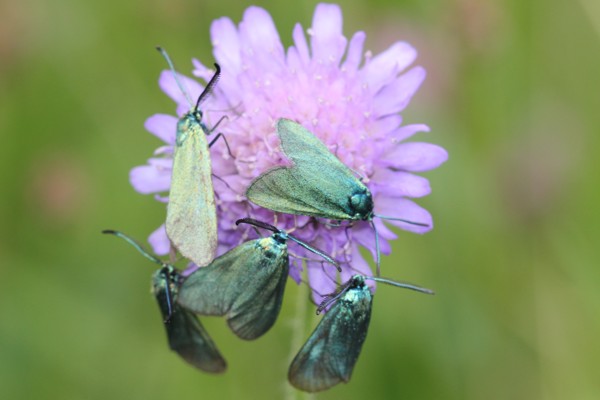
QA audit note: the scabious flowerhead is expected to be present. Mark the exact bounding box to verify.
[130,3,447,302]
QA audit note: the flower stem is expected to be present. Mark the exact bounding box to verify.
[284,276,311,400]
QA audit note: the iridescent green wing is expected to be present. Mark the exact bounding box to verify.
[177,237,289,340]
[288,286,373,392]
[166,117,217,267]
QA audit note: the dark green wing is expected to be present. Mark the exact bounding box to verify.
[165,305,227,373]
[288,287,373,392]
[226,247,289,340]
[153,270,226,373]
[177,237,289,340]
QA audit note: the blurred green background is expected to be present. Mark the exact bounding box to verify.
[1,0,599,399]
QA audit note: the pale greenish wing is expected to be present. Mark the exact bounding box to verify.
[166,123,217,267]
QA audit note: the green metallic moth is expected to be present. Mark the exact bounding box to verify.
[176,218,340,341]
[246,118,429,275]
[157,47,224,268]
[288,274,433,392]
[103,230,226,373]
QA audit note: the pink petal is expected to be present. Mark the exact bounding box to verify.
[341,246,375,291]
[342,245,372,281]
[307,261,339,305]
[144,114,177,144]
[129,159,172,194]
[239,7,285,66]
[382,142,448,172]
[148,224,170,255]
[363,41,417,94]
[371,170,431,198]
[373,66,426,116]
[210,16,242,75]
[352,222,392,261]
[389,124,430,143]
[342,31,366,71]
[375,197,433,234]
[292,23,310,66]
[372,115,402,136]
[310,3,347,65]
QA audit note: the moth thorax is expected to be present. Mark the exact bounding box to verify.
[176,111,208,145]
[349,189,374,220]
[258,236,286,259]
[350,274,366,289]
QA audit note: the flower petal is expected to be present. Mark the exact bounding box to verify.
[372,115,402,136]
[239,7,285,67]
[341,245,376,291]
[371,170,431,198]
[342,245,371,281]
[129,159,172,194]
[363,41,417,94]
[307,261,338,305]
[148,224,170,255]
[375,198,433,234]
[310,3,347,65]
[389,124,430,143]
[381,142,448,172]
[342,31,366,71]
[373,66,426,115]
[292,23,310,66]
[352,222,392,261]
[210,16,242,75]
[144,114,177,144]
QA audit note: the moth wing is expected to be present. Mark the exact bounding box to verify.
[166,126,217,267]
[165,305,227,373]
[246,118,366,220]
[246,167,336,218]
[226,251,289,340]
[177,243,252,315]
[250,164,361,220]
[288,292,373,392]
[276,119,352,173]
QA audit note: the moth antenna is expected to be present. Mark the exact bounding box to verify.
[374,214,429,227]
[102,230,165,267]
[235,218,279,233]
[370,220,381,277]
[286,235,341,271]
[365,276,435,295]
[156,46,194,109]
[316,282,352,314]
[195,63,221,111]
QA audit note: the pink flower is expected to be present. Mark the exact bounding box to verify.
[130,3,447,302]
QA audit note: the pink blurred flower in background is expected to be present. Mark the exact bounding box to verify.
[130,3,447,302]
